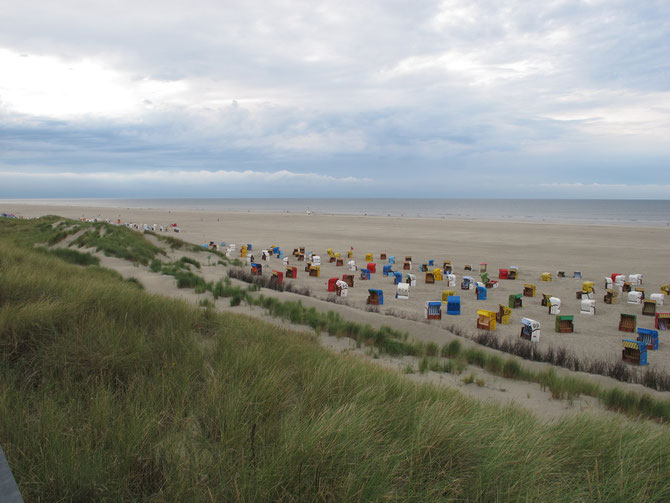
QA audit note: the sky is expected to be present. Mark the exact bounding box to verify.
[1,0,669,198]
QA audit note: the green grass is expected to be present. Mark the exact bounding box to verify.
[71,223,166,265]
[36,246,100,266]
[2,240,670,500]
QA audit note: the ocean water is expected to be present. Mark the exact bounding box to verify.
[7,198,670,227]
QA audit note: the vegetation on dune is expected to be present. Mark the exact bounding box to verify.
[35,246,101,266]
[71,223,166,265]
[3,241,670,501]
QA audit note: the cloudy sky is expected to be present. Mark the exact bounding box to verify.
[1,0,669,198]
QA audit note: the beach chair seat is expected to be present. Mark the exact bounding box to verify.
[627,291,643,304]
[643,300,657,316]
[270,270,284,287]
[637,328,659,350]
[520,318,540,342]
[555,315,574,333]
[622,339,647,366]
[557,271,565,278]
[342,275,355,287]
[360,268,371,280]
[548,297,561,315]
[497,305,511,325]
[442,290,455,302]
[396,283,409,300]
[604,289,618,304]
[367,289,383,306]
[508,294,522,309]
[393,271,403,285]
[464,264,472,271]
[650,293,665,306]
[655,313,670,330]
[406,274,416,287]
[523,284,536,297]
[380,253,387,260]
[309,266,320,278]
[425,301,442,320]
[619,314,637,332]
[479,263,487,273]
[286,266,298,279]
[403,261,411,270]
[425,272,435,284]
[336,258,344,266]
[365,253,373,262]
[580,299,596,315]
[327,277,338,292]
[541,272,552,282]
[477,309,497,330]
[335,280,348,297]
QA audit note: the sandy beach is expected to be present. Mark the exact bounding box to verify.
[6,201,670,374]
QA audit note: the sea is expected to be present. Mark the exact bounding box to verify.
[6,198,670,227]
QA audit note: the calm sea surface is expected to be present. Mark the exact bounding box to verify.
[7,198,670,227]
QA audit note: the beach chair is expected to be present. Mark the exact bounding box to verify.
[461,276,473,290]
[347,250,353,259]
[508,294,523,309]
[627,291,643,305]
[425,271,435,284]
[442,290,456,302]
[335,280,348,297]
[403,261,412,270]
[622,339,647,366]
[405,256,412,263]
[367,289,383,306]
[396,283,409,300]
[367,263,377,274]
[476,284,487,300]
[327,277,338,292]
[388,256,395,264]
[380,253,387,260]
[348,260,357,271]
[661,285,670,296]
[261,250,270,261]
[509,267,518,280]
[270,270,284,287]
[549,297,561,315]
[480,272,489,284]
[286,266,298,279]
[443,261,452,274]
[365,253,373,262]
[304,262,312,273]
[292,248,300,257]
[383,264,393,277]
[406,274,416,287]
[499,268,509,280]
[655,313,670,330]
[523,284,536,297]
[604,289,618,304]
[433,268,443,281]
[342,275,354,287]
[251,262,263,275]
[485,279,498,289]
[542,293,552,307]
[312,255,321,266]
[240,245,248,258]
[520,318,540,342]
[619,313,636,332]
[464,264,472,271]
[446,274,456,287]
[555,315,574,333]
[425,301,442,320]
[336,258,344,266]
[428,259,434,267]
[329,255,337,263]
[604,277,613,290]
[557,271,565,278]
[477,310,496,330]
[629,274,643,286]
[635,287,645,300]
[573,271,582,279]
[327,248,334,257]
[297,253,305,261]
[360,268,371,280]
[643,300,657,316]
[580,299,596,315]
[650,293,665,306]
[446,296,461,315]
[637,328,659,350]
[308,265,320,278]
[480,263,487,273]
[614,275,625,291]
[419,264,428,273]
[541,272,552,282]
[622,282,632,293]
[393,271,403,285]
[497,305,511,325]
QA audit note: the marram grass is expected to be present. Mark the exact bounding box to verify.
[2,239,670,500]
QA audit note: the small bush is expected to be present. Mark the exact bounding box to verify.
[442,340,462,358]
[462,372,476,385]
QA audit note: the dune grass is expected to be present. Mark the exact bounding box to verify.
[35,246,101,266]
[2,241,670,501]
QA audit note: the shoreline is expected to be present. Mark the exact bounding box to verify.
[2,199,670,229]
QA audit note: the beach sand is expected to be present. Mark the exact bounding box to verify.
[6,201,670,373]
